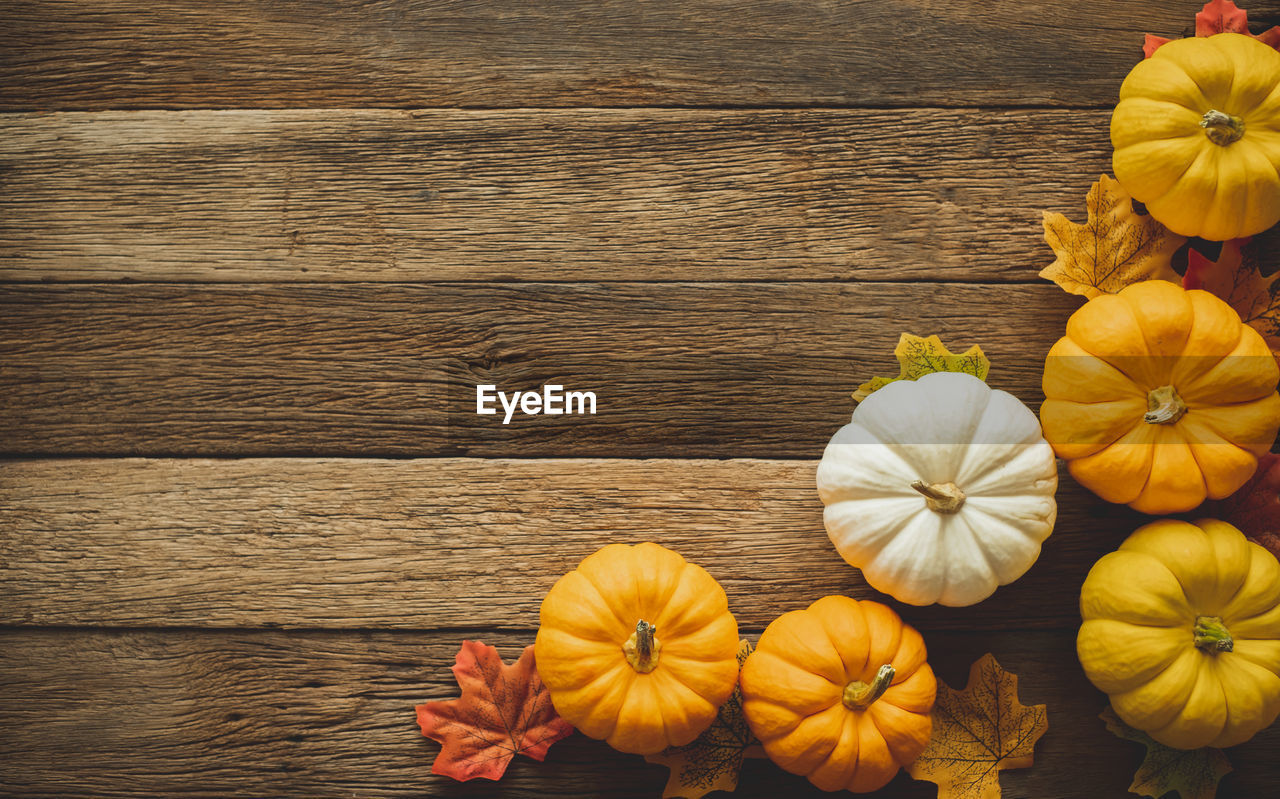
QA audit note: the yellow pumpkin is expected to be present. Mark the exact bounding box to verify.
[1111,33,1280,240]
[1041,279,1280,514]
[1078,518,1280,749]
[739,596,936,792]
[534,542,740,755]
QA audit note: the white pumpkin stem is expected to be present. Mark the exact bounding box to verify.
[843,664,895,710]
[1144,385,1187,425]
[1193,616,1234,653]
[1200,109,1245,146]
[623,619,662,673]
[911,480,966,514]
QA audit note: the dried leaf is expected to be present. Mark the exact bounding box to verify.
[906,654,1048,799]
[1183,238,1280,360]
[1185,237,1280,559]
[646,639,765,799]
[1146,1,1280,57]
[1248,528,1280,562]
[1040,175,1185,298]
[1143,34,1173,58]
[1202,452,1280,561]
[1101,705,1233,799]
[416,640,575,781]
[852,333,990,402]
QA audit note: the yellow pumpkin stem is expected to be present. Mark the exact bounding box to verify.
[623,619,662,673]
[1200,110,1245,146]
[1193,616,1234,653]
[1144,385,1187,425]
[910,480,966,514]
[842,664,895,710]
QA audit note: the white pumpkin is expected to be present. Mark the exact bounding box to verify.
[816,371,1058,607]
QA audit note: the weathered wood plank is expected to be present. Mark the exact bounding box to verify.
[0,458,1142,630]
[3,1,1279,110]
[1,627,1276,796]
[0,283,1082,457]
[0,109,1110,283]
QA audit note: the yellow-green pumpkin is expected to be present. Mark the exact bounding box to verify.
[1078,518,1280,749]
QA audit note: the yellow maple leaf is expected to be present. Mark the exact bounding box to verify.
[1100,706,1232,799]
[1041,174,1185,298]
[852,333,989,402]
[644,639,764,799]
[1184,238,1280,360]
[905,654,1048,799]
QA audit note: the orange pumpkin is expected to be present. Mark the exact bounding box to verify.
[1041,280,1280,514]
[534,542,740,755]
[739,596,936,792]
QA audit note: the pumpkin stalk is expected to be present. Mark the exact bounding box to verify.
[623,619,662,673]
[910,480,966,514]
[1144,385,1188,425]
[1200,110,1245,146]
[843,664,895,711]
[1193,616,1234,653]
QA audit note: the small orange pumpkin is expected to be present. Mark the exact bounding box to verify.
[739,596,936,792]
[1041,279,1280,514]
[534,542,740,755]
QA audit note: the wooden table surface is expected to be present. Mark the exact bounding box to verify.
[3,2,1279,796]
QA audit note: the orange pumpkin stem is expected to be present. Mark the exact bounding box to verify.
[1144,385,1187,425]
[623,619,662,673]
[1193,616,1234,653]
[910,480,966,514]
[842,663,895,710]
[1200,109,1245,146]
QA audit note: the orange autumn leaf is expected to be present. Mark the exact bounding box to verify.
[1040,175,1185,298]
[416,640,574,781]
[1145,0,1280,58]
[1101,706,1233,799]
[1183,239,1280,360]
[906,654,1048,799]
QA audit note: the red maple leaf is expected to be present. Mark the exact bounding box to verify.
[415,641,575,781]
[1183,238,1280,362]
[1203,453,1280,561]
[1144,0,1280,58]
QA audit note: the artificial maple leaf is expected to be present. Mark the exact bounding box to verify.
[851,333,989,402]
[415,640,575,781]
[1183,238,1280,360]
[1100,706,1232,799]
[1145,0,1280,58]
[646,639,765,799]
[905,654,1048,799]
[1202,452,1280,561]
[1040,175,1185,298]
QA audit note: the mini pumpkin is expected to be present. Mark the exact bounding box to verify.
[534,542,740,755]
[1111,32,1280,240]
[817,370,1058,606]
[1041,279,1280,514]
[1078,518,1280,749]
[740,596,936,792]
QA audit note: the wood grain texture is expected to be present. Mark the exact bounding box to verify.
[2,627,1277,797]
[0,109,1111,283]
[3,1,1280,110]
[0,458,1142,631]
[0,282,1082,457]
